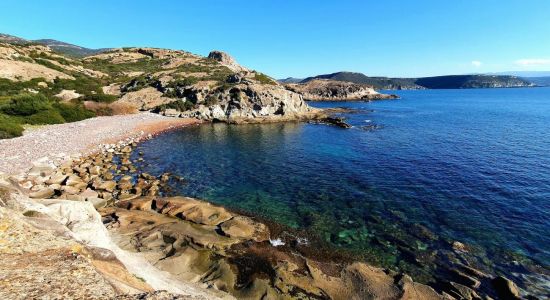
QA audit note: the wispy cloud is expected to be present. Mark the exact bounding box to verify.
[471,60,482,67]
[515,58,550,66]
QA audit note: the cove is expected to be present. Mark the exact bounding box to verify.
[131,87,550,293]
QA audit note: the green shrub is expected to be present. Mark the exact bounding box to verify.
[25,109,65,125]
[53,103,95,122]
[170,77,199,87]
[83,57,169,76]
[1,94,51,116]
[153,100,195,112]
[0,114,24,139]
[0,78,48,96]
[80,93,118,103]
[50,76,103,95]
[33,58,66,72]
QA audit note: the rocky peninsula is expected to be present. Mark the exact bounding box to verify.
[285,79,399,101]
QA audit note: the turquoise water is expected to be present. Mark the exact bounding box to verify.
[133,87,550,293]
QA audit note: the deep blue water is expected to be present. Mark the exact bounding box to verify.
[133,87,550,291]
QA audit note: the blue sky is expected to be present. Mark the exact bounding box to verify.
[1,0,549,78]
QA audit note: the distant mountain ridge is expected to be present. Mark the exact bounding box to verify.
[291,72,537,89]
[0,33,108,57]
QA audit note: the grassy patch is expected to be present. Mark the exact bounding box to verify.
[33,58,67,73]
[53,102,96,122]
[25,109,65,124]
[83,57,169,77]
[29,51,77,66]
[0,78,48,96]
[0,113,24,138]
[0,94,51,116]
[49,75,104,95]
[254,72,276,85]
[78,93,118,103]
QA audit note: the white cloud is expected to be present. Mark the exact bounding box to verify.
[471,60,482,67]
[515,58,550,66]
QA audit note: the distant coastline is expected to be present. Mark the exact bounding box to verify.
[280,71,541,90]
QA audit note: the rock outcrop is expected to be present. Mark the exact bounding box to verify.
[177,82,318,123]
[285,79,399,101]
[101,196,449,300]
[207,50,248,72]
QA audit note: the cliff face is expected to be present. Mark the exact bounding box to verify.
[285,79,398,101]
[177,81,315,123]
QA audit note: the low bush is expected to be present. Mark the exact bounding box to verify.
[1,94,51,116]
[53,102,96,122]
[0,78,48,96]
[25,109,65,125]
[33,58,67,73]
[0,114,24,139]
[79,93,118,103]
[0,93,96,139]
[153,100,195,112]
[50,76,104,95]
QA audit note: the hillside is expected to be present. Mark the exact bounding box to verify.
[32,39,108,57]
[0,33,108,57]
[300,72,422,89]
[299,71,537,89]
[0,34,315,139]
[285,79,398,101]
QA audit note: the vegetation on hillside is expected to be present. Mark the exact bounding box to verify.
[299,72,536,89]
[0,35,283,139]
[254,72,276,85]
[0,93,95,138]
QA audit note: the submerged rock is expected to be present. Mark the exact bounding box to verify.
[311,116,352,128]
[492,276,521,300]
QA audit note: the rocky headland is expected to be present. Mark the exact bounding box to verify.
[285,79,399,101]
[0,36,324,141]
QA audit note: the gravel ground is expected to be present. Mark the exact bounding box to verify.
[0,113,198,175]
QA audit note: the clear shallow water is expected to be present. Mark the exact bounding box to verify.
[134,88,550,290]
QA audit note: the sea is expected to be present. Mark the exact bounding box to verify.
[131,87,550,295]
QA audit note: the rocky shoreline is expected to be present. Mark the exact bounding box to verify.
[0,134,449,299]
[0,118,526,299]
